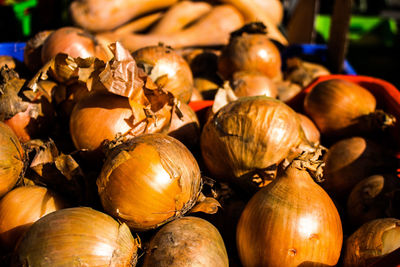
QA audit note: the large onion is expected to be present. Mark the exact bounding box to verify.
[132,44,194,103]
[142,216,228,266]
[97,133,201,231]
[343,218,400,267]
[0,185,67,251]
[237,151,343,267]
[12,207,140,266]
[201,96,306,189]
[0,122,24,198]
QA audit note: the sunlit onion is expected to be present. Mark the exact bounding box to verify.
[297,113,320,144]
[168,102,200,148]
[231,70,278,98]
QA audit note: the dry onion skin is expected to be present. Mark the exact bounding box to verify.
[297,113,320,145]
[201,96,306,188]
[343,218,400,267]
[230,70,278,98]
[0,122,24,198]
[237,151,343,267]
[142,216,229,266]
[97,133,202,231]
[12,207,140,266]
[132,44,194,103]
[304,79,395,137]
[218,22,282,81]
[0,185,68,251]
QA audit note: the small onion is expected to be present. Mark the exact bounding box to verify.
[218,23,282,81]
[0,185,67,251]
[343,218,400,267]
[97,133,201,231]
[0,122,24,198]
[168,102,200,148]
[132,45,194,103]
[142,216,229,266]
[201,96,306,188]
[230,70,278,98]
[297,113,320,144]
[237,154,343,267]
[12,207,140,266]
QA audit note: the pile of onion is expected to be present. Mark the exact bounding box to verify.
[12,207,140,266]
[97,133,202,231]
[237,150,343,266]
[0,185,68,251]
[142,216,228,266]
[0,122,24,198]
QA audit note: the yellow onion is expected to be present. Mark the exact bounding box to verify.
[237,152,343,267]
[297,113,320,145]
[12,207,140,266]
[0,185,68,251]
[304,79,395,137]
[230,70,278,98]
[343,218,400,267]
[168,102,200,148]
[97,133,201,231]
[142,216,228,266]
[322,136,395,201]
[218,23,282,81]
[0,122,24,198]
[201,96,306,189]
[347,174,400,229]
[132,44,194,103]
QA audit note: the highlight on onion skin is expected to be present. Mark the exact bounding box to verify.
[297,113,320,145]
[0,185,68,252]
[142,216,229,266]
[132,45,194,103]
[97,133,202,231]
[347,174,400,229]
[201,96,306,188]
[236,152,343,267]
[230,70,278,98]
[12,207,140,266]
[343,218,400,267]
[0,122,24,198]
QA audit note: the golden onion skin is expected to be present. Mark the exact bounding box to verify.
[201,96,304,184]
[97,133,201,231]
[143,216,229,266]
[12,207,139,266]
[304,79,376,136]
[0,122,24,198]
[237,162,343,267]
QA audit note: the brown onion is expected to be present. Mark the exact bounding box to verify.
[97,133,201,231]
[230,70,278,98]
[297,113,320,144]
[12,207,140,266]
[304,79,394,137]
[142,216,228,266]
[276,80,302,103]
[0,185,67,251]
[322,136,394,201]
[132,44,194,103]
[41,27,108,64]
[343,218,400,267]
[347,174,400,228]
[168,102,200,148]
[201,96,306,189]
[0,122,24,198]
[237,152,343,266]
[218,23,282,81]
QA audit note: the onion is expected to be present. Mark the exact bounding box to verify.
[230,71,278,98]
[168,102,200,148]
[218,23,282,81]
[237,151,343,266]
[97,133,202,231]
[132,44,194,103]
[0,122,24,198]
[322,136,395,201]
[284,57,330,88]
[12,207,140,266]
[343,218,400,267]
[57,82,90,119]
[297,113,320,145]
[200,96,306,189]
[347,174,400,229]
[0,185,67,251]
[142,216,228,266]
[41,27,108,64]
[276,80,302,103]
[304,78,395,137]
[23,30,53,72]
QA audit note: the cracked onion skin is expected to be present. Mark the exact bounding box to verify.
[97,133,201,231]
[12,207,139,267]
[143,216,229,266]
